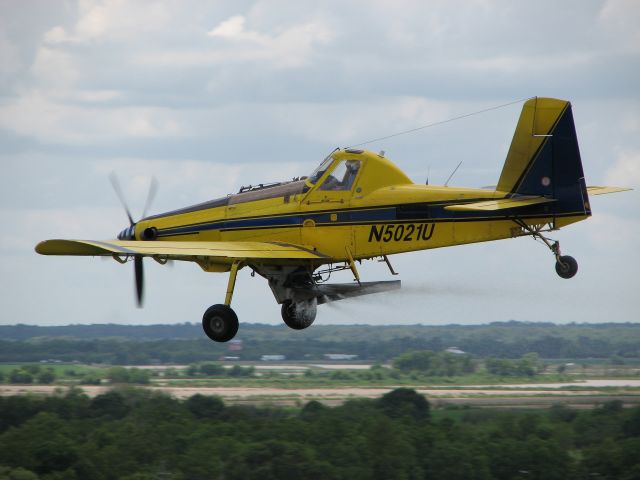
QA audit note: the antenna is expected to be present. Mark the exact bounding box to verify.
[444,161,463,187]
[347,97,532,149]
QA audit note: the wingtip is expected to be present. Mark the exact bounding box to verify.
[35,240,52,255]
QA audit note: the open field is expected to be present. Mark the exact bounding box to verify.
[4,357,640,408]
[3,379,640,408]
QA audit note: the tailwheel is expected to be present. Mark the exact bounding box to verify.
[512,219,579,280]
[555,255,578,279]
[202,304,239,342]
[281,298,317,330]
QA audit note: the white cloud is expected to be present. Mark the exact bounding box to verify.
[201,14,334,67]
[458,52,594,74]
[208,15,252,39]
[605,151,640,187]
[586,210,640,251]
[598,0,640,53]
[0,30,23,77]
[92,158,303,206]
[0,92,185,144]
[0,207,123,253]
[30,47,79,88]
[43,0,172,44]
[267,97,452,147]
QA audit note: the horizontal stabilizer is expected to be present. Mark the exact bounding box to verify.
[315,280,401,304]
[444,196,555,212]
[586,186,632,196]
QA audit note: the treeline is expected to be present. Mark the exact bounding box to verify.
[0,365,152,386]
[1,388,640,479]
[1,322,640,363]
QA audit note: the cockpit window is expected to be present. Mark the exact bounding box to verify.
[319,160,361,191]
[308,156,334,184]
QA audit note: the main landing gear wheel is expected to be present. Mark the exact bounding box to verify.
[281,298,317,330]
[202,304,239,342]
[555,255,578,279]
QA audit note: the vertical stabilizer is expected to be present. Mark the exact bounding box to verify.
[497,97,589,215]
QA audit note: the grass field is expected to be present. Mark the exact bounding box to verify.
[2,361,640,408]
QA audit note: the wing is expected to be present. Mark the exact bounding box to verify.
[444,196,555,212]
[586,186,632,196]
[35,239,328,269]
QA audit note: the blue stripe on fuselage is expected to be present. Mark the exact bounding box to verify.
[154,201,564,237]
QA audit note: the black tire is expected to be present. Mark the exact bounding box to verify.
[281,298,317,330]
[202,304,239,342]
[555,255,578,279]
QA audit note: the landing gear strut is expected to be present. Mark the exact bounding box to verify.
[202,261,241,342]
[514,219,578,279]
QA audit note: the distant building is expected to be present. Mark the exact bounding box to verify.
[261,355,286,361]
[228,339,243,352]
[445,347,466,355]
[323,354,358,360]
[220,356,240,361]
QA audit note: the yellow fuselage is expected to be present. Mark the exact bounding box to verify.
[136,150,587,266]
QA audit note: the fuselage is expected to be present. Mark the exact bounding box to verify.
[133,149,589,264]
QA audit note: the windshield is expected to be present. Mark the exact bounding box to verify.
[308,155,334,184]
[319,160,361,191]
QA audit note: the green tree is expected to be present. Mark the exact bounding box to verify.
[517,352,542,376]
[106,366,130,383]
[127,368,150,384]
[227,365,254,378]
[106,367,149,384]
[9,370,33,384]
[199,362,224,376]
[80,372,102,385]
[36,370,56,385]
[23,365,41,375]
[366,417,420,480]
[0,466,40,480]
[376,388,430,420]
[185,394,224,419]
[89,391,130,419]
[393,350,475,376]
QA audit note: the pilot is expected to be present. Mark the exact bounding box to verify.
[341,160,360,189]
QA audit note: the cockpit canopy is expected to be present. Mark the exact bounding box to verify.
[143,148,412,221]
[309,156,362,191]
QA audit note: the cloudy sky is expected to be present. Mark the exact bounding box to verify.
[1,0,638,328]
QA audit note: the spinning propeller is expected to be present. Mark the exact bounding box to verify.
[109,173,158,307]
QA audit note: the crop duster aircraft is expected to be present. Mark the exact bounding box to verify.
[36,97,629,342]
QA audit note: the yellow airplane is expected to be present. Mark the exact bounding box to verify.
[36,97,629,342]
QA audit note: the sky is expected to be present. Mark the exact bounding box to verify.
[0,0,638,328]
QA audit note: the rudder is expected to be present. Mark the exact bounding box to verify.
[497,97,590,216]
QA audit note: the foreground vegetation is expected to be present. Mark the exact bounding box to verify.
[1,387,639,479]
[1,322,640,364]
